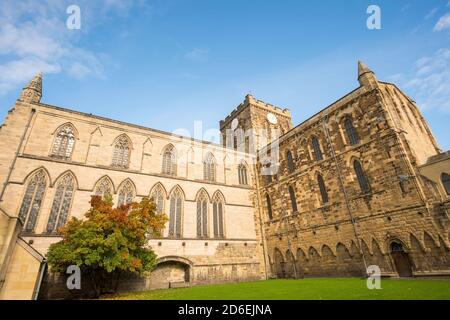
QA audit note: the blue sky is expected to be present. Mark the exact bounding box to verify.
[0,0,449,150]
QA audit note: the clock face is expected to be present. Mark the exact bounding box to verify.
[231,119,239,130]
[267,113,278,125]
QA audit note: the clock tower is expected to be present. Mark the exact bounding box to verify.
[220,94,293,154]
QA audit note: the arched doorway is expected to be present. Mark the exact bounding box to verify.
[390,242,413,278]
[150,257,192,289]
[273,248,285,278]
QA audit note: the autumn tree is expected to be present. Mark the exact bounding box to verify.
[47,195,168,298]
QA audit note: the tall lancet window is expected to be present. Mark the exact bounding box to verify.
[203,152,216,182]
[317,174,329,204]
[118,180,135,207]
[169,187,183,238]
[19,169,47,232]
[47,173,75,233]
[344,118,360,145]
[312,136,323,161]
[51,124,75,159]
[212,193,225,238]
[196,190,209,238]
[150,184,165,214]
[286,150,295,173]
[238,163,248,185]
[442,173,450,195]
[354,160,370,194]
[95,177,113,199]
[162,145,177,176]
[112,135,131,168]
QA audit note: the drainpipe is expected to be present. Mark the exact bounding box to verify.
[32,259,47,300]
[252,160,270,280]
[321,115,369,275]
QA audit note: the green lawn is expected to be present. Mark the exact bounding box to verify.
[107,278,450,300]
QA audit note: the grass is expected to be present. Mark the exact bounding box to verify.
[106,278,450,300]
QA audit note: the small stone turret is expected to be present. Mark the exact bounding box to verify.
[358,61,378,89]
[19,73,42,103]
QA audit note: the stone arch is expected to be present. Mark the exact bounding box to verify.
[117,178,136,207]
[307,246,322,277]
[51,122,79,139]
[284,249,296,279]
[22,166,52,186]
[150,256,192,289]
[424,231,445,270]
[112,133,133,149]
[321,244,337,276]
[389,238,413,277]
[93,175,115,194]
[424,231,439,249]
[195,188,211,203]
[296,248,307,277]
[168,184,186,200]
[273,248,285,279]
[438,236,450,264]
[150,182,168,199]
[53,170,78,190]
[409,233,427,271]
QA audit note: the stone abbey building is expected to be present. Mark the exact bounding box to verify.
[0,62,449,299]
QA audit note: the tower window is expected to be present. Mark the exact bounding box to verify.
[266,194,273,220]
[442,173,450,195]
[354,160,370,194]
[312,137,323,161]
[288,186,298,213]
[286,150,295,173]
[318,174,329,204]
[344,118,360,145]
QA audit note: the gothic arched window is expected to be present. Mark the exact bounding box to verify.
[266,194,273,220]
[203,153,216,182]
[169,187,183,238]
[288,186,298,213]
[442,173,450,195]
[112,135,131,168]
[312,136,323,161]
[317,174,329,204]
[117,180,135,207]
[196,190,209,238]
[238,163,248,185]
[286,150,295,173]
[344,118,360,146]
[354,160,370,194]
[18,169,47,232]
[213,192,225,238]
[150,184,165,214]
[94,177,113,199]
[51,124,75,159]
[47,173,74,233]
[162,145,177,176]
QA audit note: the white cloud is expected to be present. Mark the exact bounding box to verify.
[0,0,146,96]
[394,48,450,113]
[434,13,450,31]
[425,8,438,20]
[185,48,210,62]
[0,58,61,94]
